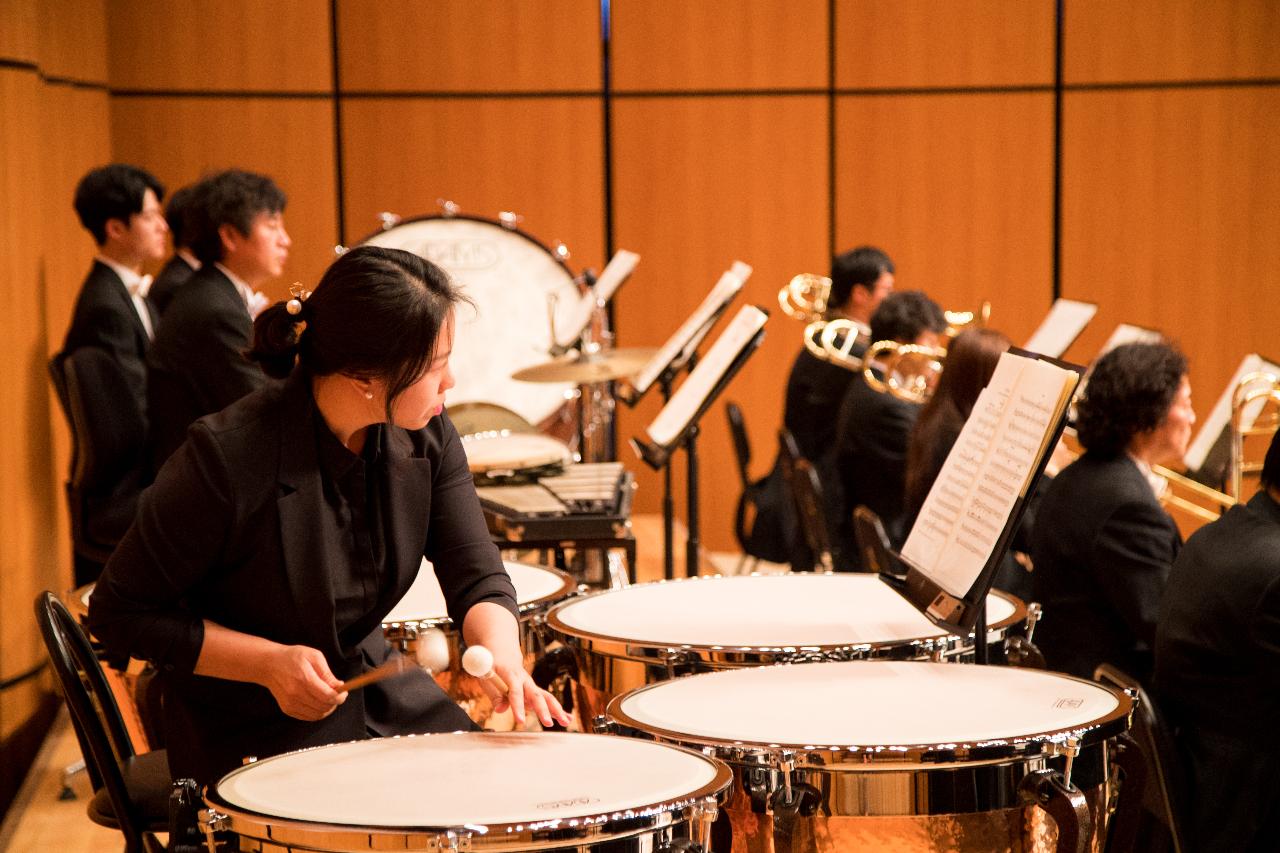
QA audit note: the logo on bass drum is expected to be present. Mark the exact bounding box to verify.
[536,796,599,810]
[418,240,501,271]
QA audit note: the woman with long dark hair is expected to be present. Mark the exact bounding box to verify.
[91,245,568,785]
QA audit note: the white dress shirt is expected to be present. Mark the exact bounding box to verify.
[96,255,154,340]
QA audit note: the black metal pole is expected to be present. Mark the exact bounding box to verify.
[685,423,700,577]
[974,602,989,665]
[660,373,675,580]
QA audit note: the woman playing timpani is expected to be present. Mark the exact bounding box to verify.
[90,245,569,785]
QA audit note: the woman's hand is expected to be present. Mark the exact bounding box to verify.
[195,621,345,722]
[481,647,572,729]
[462,601,571,729]
[260,644,347,721]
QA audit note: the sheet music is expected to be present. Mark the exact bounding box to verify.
[903,352,1077,598]
[631,268,745,395]
[1098,323,1162,355]
[1185,353,1280,471]
[646,305,767,448]
[1023,299,1097,358]
[555,249,641,348]
[679,262,753,364]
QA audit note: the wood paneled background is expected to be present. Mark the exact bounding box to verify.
[1,0,1276,814]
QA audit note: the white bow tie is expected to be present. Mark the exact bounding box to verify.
[126,274,153,299]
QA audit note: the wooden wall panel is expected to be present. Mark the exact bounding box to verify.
[340,97,604,261]
[835,93,1055,345]
[109,96,338,301]
[836,0,1055,89]
[1066,0,1280,84]
[0,68,60,736]
[0,0,39,64]
[37,0,107,83]
[337,0,600,93]
[612,96,829,553]
[1061,88,1280,429]
[612,0,827,91]
[41,85,113,593]
[107,0,331,92]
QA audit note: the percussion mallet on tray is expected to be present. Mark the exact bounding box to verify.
[461,645,509,698]
[340,627,450,693]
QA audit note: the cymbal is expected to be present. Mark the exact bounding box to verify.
[511,348,658,384]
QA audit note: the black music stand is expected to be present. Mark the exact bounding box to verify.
[618,272,745,579]
[879,350,1082,663]
[631,307,769,579]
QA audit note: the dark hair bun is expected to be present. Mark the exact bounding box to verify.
[249,301,302,379]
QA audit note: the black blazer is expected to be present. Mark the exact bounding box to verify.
[1154,491,1280,851]
[147,264,267,467]
[783,347,859,463]
[826,371,921,569]
[1030,452,1180,685]
[63,260,158,418]
[148,254,197,316]
[89,372,518,784]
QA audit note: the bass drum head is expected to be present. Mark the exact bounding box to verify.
[362,215,582,427]
[207,732,731,848]
[610,660,1128,759]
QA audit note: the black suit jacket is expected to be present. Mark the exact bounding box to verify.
[89,372,518,784]
[826,371,921,569]
[147,264,267,467]
[148,254,197,316]
[1154,491,1280,851]
[783,347,860,463]
[63,260,158,418]
[1030,452,1180,685]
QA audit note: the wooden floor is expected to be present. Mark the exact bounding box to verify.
[0,514,783,852]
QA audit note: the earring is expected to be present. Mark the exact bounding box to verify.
[364,391,374,400]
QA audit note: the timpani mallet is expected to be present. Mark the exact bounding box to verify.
[461,645,509,698]
[340,627,451,693]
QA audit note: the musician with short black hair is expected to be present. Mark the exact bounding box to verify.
[827,290,946,569]
[63,163,168,416]
[783,246,895,463]
[148,181,202,316]
[147,169,291,467]
[1155,429,1280,852]
[91,245,569,787]
[1031,341,1191,686]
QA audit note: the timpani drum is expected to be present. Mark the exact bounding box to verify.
[199,732,732,852]
[382,560,577,729]
[362,214,584,433]
[606,661,1133,853]
[461,430,576,481]
[545,573,1028,722]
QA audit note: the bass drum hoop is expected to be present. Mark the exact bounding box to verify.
[358,213,581,431]
[546,573,1029,667]
[202,732,733,852]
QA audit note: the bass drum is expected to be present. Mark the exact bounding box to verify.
[361,214,584,435]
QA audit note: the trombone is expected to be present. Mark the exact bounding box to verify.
[778,273,870,363]
[861,339,948,404]
[1230,370,1280,499]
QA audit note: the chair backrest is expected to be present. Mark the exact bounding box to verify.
[725,401,752,488]
[35,591,149,849]
[62,347,147,493]
[792,458,834,571]
[1094,663,1187,853]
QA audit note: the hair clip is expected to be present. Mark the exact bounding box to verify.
[286,282,312,315]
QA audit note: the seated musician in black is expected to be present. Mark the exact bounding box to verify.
[90,246,570,786]
[1155,430,1280,853]
[148,181,201,316]
[784,246,895,463]
[827,290,945,570]
[1030,342,1191,687]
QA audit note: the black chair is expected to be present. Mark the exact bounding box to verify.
[49,348,149,586]
[777,430,834,571]
[1094,664,1187,853]
[35,591,175,853]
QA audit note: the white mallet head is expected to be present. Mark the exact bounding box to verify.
[461,644,495,678]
